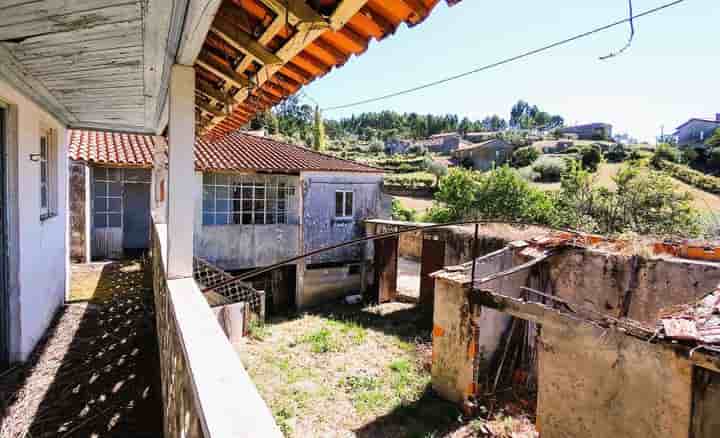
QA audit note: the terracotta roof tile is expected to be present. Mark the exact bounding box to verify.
[69,129,155,168]
[69,129,381,174]
[196,131,381,173]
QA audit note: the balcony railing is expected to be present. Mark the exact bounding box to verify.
[152,221,282,438]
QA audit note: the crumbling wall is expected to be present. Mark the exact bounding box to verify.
[69,161,87,262]
[366,220,425,259]
[538,320,693,438]
[549,249,720,326]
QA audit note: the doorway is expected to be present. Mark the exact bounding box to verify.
[0,106,8,368]
[122,182,151,254]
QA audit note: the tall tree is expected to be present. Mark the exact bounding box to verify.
[313,106,326,151]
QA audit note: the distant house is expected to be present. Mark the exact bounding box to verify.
[560,123,613,140]
[385,138,412,155]
[414,133,470,154]
[69,129,388,311]
[452,139,514,171]
[464,131,502,143]
[674,115,720,149]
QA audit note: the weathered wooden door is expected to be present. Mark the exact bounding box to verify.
[122,183,150,250]
[374,236,398,303]
[420,237,445,311]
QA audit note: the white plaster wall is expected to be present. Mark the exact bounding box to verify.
[1,79,68,362]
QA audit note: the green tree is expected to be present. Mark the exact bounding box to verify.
[706,128,720,149]
[511,146,540,167]
[313,106,326,151]
[427,161,448,186]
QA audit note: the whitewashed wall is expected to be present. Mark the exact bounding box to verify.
[1,79,68,362]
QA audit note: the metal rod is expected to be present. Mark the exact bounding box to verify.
[473,252,555,288]
[202,220,584,293]
[470,222,479,285]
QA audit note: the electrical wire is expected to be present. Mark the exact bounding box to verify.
[600,0,635,60]
[321,0,686,112]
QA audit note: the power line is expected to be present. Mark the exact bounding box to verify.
[321,0,686,112]
[600,0,636,60]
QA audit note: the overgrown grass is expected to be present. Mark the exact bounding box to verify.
[295,319,367,353]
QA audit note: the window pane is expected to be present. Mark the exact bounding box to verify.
[277,213,286,224]
[254,212,265,225]
[40,186,47,209]
[203,173,214,185]
[215,174,229,186]
[215,186,229,199]
[242,200,252,212]
[345,192,353,217]
[203,199,214,211]
[231,199,242,214]
[94,196,107,211]
[242,212,253,225]
[255,186,265,199]
[95,183,108,197]
[108,182,122,196]
[94,214,107,228]
[335,192,344,216]
[216,199,229,213]
[277,199,286,211]
[94,167,108,181]
[202,213,214,226]
[108,198,122,213]
[232,213,243,225]
[266,214,276,225]
[254,200,265,211]
[215,213,229,225]
[107,168,121,182]
[108,213,121,228]
[266,199,276,212]
[242,186,253,199]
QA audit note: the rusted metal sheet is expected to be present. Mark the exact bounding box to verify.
[420,237,445,311]
[374,236,398,303]
[661,318,700,341]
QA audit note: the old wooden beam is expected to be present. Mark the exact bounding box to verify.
[257,0,328,28]
[196,52,253,89]
[196,99,223,118]
[330,0,370,30]
[211,16,282,66]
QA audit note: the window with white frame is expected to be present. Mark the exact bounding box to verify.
[202,173,295,226]
[335,190,353,219]
[39,127,57,219]
[93,167,123,229]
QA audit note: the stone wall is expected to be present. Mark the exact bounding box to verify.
[548,248,720,327]
[69,161,87,262]
[538,319,693,438]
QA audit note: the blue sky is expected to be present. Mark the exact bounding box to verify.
[303,0,719,142]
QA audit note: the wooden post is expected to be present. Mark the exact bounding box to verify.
[167,65,195,279]
[374,236,398,303]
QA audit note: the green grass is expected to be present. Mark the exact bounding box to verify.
[295,319,368,353]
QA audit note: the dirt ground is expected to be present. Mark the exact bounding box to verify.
[394,195,435,216]
[239,300,537,437]
[0,260,162,438]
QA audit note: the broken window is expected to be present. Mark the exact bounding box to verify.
[202,173,294,226]
[335,190,353,219]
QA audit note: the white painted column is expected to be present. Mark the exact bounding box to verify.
[166,65,195,279]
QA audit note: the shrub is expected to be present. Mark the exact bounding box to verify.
[564,146,580,155]
[651,143,680,167]
[391,199,417,222]
[682,148,700,165]
[605,144,627,162]
[657,161,720,194]
[511,146,540,168]
[434,168,480,219]
[629,149,652,161]
[427,161,448,186]
[397,163,415,173]
[517,166,540,182]
[532,156,566,182]
[580,145,603,171]
[368,140,384,153]
[708,148,720,171]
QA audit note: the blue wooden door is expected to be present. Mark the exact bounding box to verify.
[122,183,150,250]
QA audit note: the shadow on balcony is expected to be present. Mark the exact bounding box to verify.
[0,259,162,438]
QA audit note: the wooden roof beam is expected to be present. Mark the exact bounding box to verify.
[212,7,282,67]
[258,0,329,28]
[397,0,429,20]
[330,0,370,30]
[196,99,224,118]
[196,77,231,105]
[196,52,254,90]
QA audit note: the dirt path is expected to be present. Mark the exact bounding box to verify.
[0,260,162,438]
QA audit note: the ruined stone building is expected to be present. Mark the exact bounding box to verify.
[69,128,388,313]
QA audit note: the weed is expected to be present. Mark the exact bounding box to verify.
[247,319,270,341]
[274,406,295,436]
[299,327,340,353]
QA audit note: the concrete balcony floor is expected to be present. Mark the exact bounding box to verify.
[0,260,163,438]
